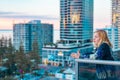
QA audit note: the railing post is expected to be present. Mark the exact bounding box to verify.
[75,59,78,80]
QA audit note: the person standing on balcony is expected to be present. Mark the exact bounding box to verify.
[71,30,116,80]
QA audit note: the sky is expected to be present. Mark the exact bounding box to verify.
[0,0,111,30]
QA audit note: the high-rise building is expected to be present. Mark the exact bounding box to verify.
[13,20,53,55]
[60,0,93,45]
[112,0,120,48]
[42,0,94,67]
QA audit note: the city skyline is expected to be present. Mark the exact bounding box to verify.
[0,0,111,30]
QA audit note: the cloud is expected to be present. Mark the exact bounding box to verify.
[0,11,59,20]
[0,11,20,14]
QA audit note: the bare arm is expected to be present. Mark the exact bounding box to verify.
[71,51,80,59]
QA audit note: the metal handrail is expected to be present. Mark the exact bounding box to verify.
[75,59,120,66]
[75,59,120,80]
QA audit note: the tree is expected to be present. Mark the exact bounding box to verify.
[29,38,40,68]
[0,37,9,66]
[0,76,17,80]
[4,38,15,66]
[0,36,16,75]
[0,37,7,58]
[7,38,15,54]
[14,42,30,73]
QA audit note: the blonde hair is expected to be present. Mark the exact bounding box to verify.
[94,30,112,48]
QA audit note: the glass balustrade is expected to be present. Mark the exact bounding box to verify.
[75,59,120,80]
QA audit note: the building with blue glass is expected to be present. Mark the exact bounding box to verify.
[60,0,93,45]
[42,0,93,67]
[13,20,53,55]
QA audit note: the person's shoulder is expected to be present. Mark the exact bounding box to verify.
[101,42,109,46]
[99,42,109,49]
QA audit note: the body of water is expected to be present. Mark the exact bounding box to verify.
[0,29,60,43]
[0,30,13,39]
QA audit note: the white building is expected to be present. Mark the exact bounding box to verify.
[55,68,75,80]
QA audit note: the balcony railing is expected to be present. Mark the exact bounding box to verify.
[75,59,120,80]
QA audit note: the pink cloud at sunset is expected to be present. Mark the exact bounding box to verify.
[0,0,111,30]
[0,18,60,30]
[0,17,111,30]
[0,11,60,30]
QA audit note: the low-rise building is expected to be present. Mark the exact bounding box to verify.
[42,42,93,67]
[55,68,75,80]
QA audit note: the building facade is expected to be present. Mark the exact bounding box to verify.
[112,0,120,48]
[60,0,93,45]
[55,68,75,80]
[13,20,53,55]
[97,25,119,50]
[42,0,94,67]
[42,44,93,67]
